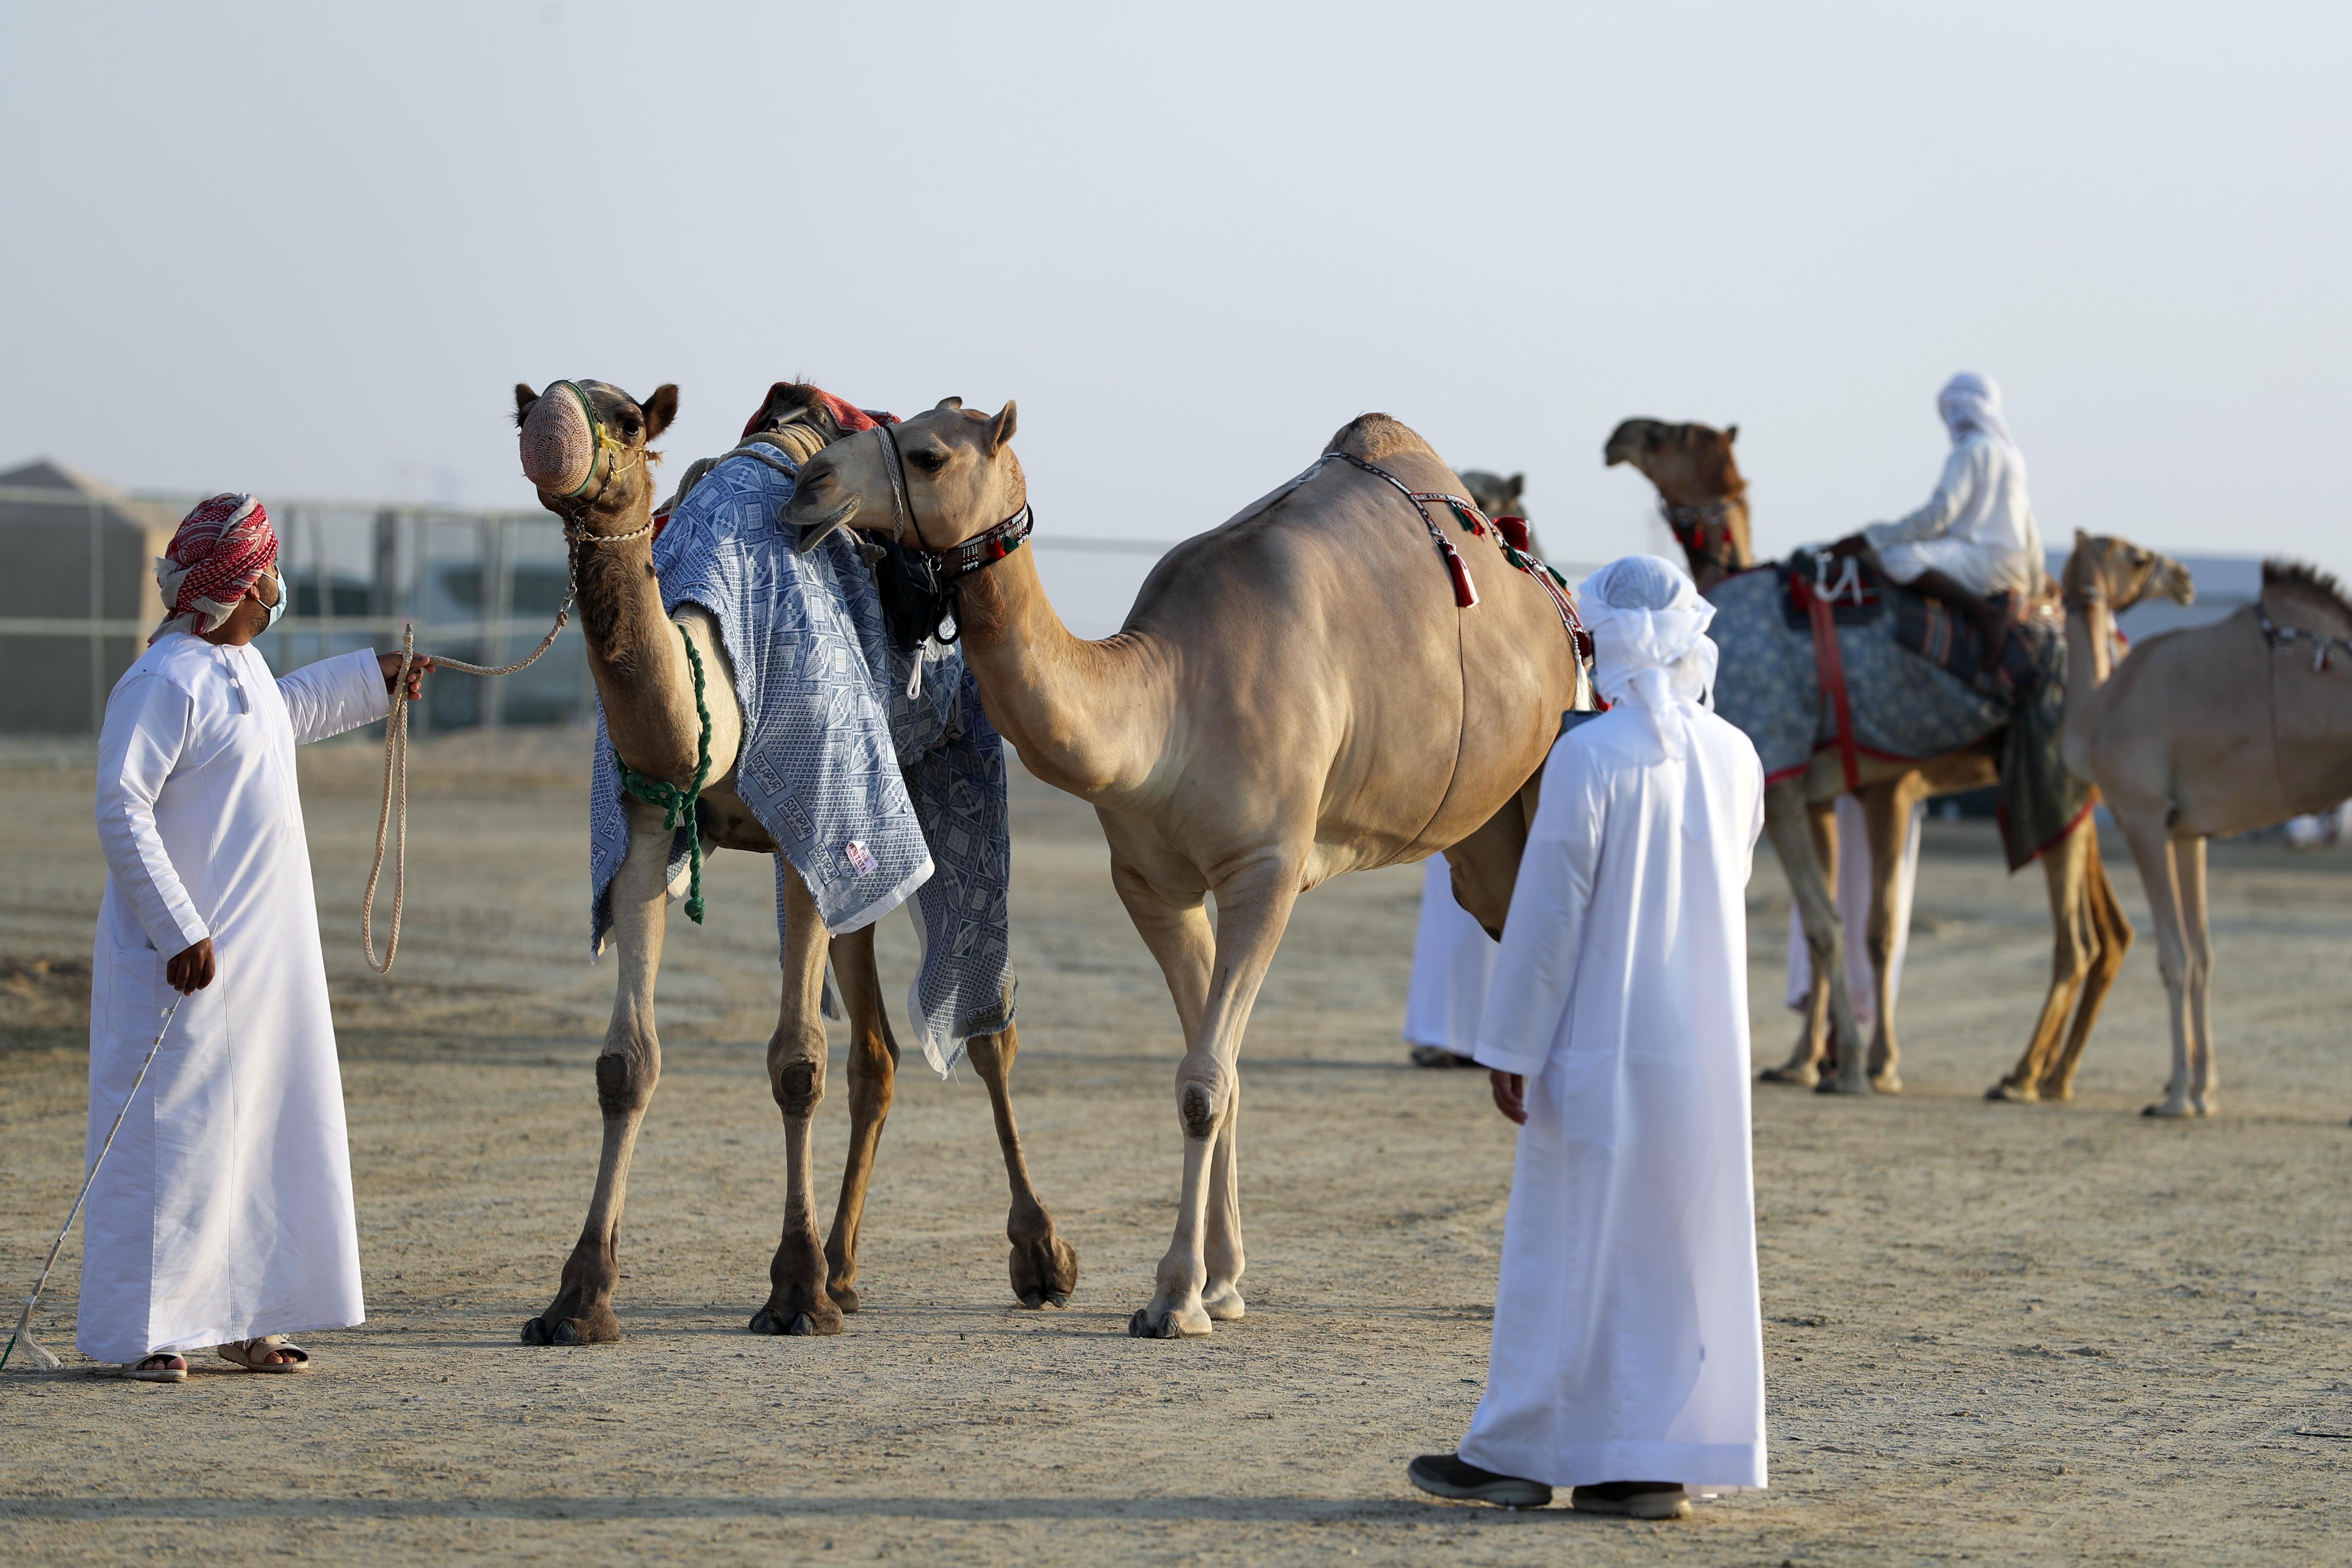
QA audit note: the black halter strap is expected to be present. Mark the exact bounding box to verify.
[867,421,1035,648]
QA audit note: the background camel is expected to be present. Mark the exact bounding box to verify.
[511,378,1075,1343]
[1605,417,2135,1100]
[2061,536,2342,1117]
[782,401,1585,1337]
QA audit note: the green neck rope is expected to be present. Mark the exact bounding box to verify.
[619,625,713,925]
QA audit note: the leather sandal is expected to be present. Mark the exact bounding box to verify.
[216,1335,310,1372]
[128,1353,187,1383]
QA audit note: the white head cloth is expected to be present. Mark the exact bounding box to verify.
[1578,554,1718,759]
[1937,371,2014,449]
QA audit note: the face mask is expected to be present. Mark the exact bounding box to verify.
[260,573,287,630]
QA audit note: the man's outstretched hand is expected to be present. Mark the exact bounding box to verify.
[1488,1069,1528,1126]
[378,653,433,701]
[165,937,215,994]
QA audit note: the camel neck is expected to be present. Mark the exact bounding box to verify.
[570,499,692,774]
[2059,594,2113,771]
[952,543,1169,803]
[1670,490,1753,593]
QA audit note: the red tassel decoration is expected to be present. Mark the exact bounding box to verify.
[1443,543,1480,608]
[1495,515,1532,554]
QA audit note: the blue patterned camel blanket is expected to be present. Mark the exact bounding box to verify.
[1707,566,2089,868]
[586,444,1014,1075]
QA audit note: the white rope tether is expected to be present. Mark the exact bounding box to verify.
[363,591,579,975]
[2,996,182,1374]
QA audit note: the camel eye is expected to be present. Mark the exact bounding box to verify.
[908,448,948,474]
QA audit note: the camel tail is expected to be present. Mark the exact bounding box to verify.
[1324,413,1437,466]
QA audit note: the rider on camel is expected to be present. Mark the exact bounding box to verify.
[1831,372,2045,652]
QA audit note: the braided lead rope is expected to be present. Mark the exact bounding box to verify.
[363,622,416,974]
[362,514,658,974]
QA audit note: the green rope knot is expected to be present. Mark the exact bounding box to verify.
[619,625,714,925]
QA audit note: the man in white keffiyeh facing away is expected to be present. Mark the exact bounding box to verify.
[1409,555,1768,1519]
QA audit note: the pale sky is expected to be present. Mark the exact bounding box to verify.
[5,2,2346,602]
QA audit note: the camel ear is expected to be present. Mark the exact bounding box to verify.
[2074,528,2090,550]
[1504,473,1525,504]
[513,384,539,429]
[1724,424,1739,444]
[640,384,680,442]
[935,396,965,412]
[987,400,1019,453]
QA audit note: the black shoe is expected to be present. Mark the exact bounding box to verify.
[1406,1453,1553,1508]
[1570,1481,1690,1519]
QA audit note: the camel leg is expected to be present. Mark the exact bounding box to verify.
[1988,819,2095,1104]
[2113,806,2197,1119]
[1857,782,1926,1092]
[2040,843,2133,1100]
[522,800,673,1346]
[1130,853,1300,1339]
[820,924,895,1313]
[1762,798,1839,1086]
[964,1026,1081,1309]
[1107,858,1226,1320]
[2176,835,2218,1115]
[1761,781,1869,1093]
[1201,1072,1246,1321]
[750,864,842,1336]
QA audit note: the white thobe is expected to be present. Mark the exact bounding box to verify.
[1863,431,2044,597]
[1461,702,1768,1492]
[80,634,388,1363]
[1782,795,1924,1035]
[1403,860,1497,1053]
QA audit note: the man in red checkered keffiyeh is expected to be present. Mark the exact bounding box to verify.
[151,493,280,642]
[92,487,437,1383]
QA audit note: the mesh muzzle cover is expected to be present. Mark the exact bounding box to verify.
[521,384,597,496]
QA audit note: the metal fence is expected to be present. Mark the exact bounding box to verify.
[0,481,1182,736]
[0,484,592,735]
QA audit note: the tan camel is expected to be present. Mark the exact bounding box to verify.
[509,379,1075,1343]
[2060,534,2340,1117]
[1604,417,2136,1100]
[781,401,1585,1337]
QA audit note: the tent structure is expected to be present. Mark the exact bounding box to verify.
[0,459,178,735]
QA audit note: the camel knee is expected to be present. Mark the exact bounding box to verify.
[845,1034,895,1118]
[770,1046,826,1119]
[595,1050,657,1118]
[1176,1075,1227,1142]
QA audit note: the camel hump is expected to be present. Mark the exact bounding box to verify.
[1323,413,1436,466]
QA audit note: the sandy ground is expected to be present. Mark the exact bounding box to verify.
[3,729,2350,1566]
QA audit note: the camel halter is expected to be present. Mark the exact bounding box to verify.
[542,379,646,505]
[362,387,661,974]
[870,420,1035,647]
[1663,499,1744,582]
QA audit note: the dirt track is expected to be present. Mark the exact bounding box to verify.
[3,731,2350,1566]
